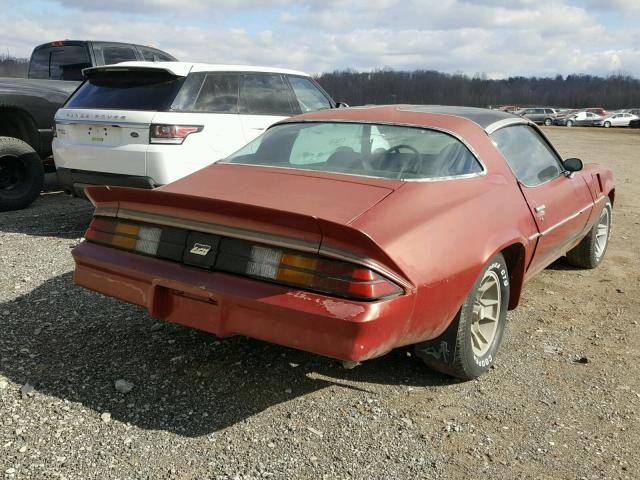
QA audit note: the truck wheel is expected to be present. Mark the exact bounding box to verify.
[0,136,44,212]
[415,253,510,380]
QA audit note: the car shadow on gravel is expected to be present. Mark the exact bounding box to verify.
[0,191,93,239]
[0,272,453,437]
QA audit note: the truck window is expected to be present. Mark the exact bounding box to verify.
[97,45,138,65]
[140,47,175,62]
[49,46,91,81]
[28,48,50,79]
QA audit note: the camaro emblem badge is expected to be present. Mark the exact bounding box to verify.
[190,243,211,256]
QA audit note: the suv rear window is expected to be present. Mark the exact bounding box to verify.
[65,70,185,111]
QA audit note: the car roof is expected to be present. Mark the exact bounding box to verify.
[280,104,527,134]
[83,61,309,78]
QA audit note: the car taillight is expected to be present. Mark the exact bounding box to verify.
[149,124,202,145]
[85,218,402,301]
[215,238,402,301]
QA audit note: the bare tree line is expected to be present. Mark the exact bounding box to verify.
[0,54,28,78]
[2,53,639,109]
[316,69,640,109]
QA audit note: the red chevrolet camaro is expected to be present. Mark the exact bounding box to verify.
[72,105,614,379]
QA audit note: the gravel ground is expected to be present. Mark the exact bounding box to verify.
[0,127,639,479]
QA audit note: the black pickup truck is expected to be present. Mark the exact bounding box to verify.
[0,40,176,211]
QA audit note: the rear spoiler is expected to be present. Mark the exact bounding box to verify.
[82,62,190,78]
[85,186,413,289]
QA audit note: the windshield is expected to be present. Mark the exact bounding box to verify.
[65,70,185,111]
[222,122,482,180]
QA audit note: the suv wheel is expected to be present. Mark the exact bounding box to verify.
[544,118,552,126]
[0,137,44,212]
[566,120,574,127]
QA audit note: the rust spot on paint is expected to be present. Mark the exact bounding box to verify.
[317,299,365,319]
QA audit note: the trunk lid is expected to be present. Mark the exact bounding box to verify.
[161,163,401,225]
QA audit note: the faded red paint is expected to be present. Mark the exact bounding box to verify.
[72,105,614,362]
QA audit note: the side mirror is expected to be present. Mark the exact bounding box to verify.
[335,102,349,108]
[563,158,583,172]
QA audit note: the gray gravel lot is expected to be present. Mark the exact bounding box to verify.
[0,127,639,479]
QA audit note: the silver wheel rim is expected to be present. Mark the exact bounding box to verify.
[471,270,501,357]
[595,206,610,260]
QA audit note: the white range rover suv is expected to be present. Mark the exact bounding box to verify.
[53,62,338,194]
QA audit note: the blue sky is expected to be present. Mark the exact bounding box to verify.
[1,0,639,78]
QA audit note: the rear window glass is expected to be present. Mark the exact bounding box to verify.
[65,71,185,110]
[28,45,91,80]
[50,46,91,80]
[171,73,239,113]
[28,48,50,79]
[223,122,482,180]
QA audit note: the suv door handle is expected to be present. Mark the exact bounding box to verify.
[534,204,546,213]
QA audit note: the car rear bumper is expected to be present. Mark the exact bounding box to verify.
[56,167,157,197]
[72,241,415,362]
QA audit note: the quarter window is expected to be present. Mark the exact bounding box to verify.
[491,125,563,186]
[239,74,295,116]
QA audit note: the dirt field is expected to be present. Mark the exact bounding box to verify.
[0,127,638,479]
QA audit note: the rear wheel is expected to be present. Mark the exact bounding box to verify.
[416,253,510,380]
[566,199,612,268]
[0,137,44,211]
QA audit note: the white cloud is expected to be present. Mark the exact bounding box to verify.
[0,0,638,78]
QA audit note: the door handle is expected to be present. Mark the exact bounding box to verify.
[534,204,546,213]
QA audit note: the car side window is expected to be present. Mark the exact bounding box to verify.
[491,125,563,187]
[194,73,239,113]
[239,74,295,116]
[287,76,332,113]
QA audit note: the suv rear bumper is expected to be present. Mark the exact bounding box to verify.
[56,167,157,197]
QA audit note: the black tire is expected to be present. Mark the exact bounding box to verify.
[544,118,552,126]
[0,136,44,212]
[420,253,510,380]
[566,120,574,127]
[566,199,612,269]
[604,121,611,128]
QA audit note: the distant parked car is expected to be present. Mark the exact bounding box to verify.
[630,118,640,129]
[556,111,603,127]
[598,113,639,128]
[514,107,558,126]
[53,62,338,195]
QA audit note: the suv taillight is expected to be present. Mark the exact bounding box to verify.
[150,124,203,145]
